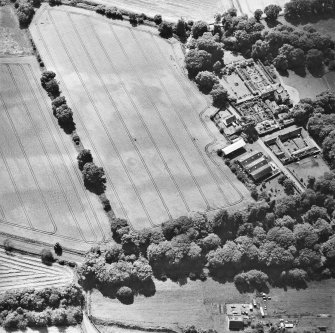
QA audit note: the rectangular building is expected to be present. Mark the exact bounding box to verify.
[238,151,263,167]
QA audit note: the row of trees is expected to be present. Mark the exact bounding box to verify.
[183,8,334,76]
[78,174,335,299]
[0,285,83,330]
[40,71,108,196]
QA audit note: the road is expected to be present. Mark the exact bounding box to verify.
[257,138,305,193]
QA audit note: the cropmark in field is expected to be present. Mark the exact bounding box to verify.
[30,6,249,230]
[0,57,109,252]
[0,248,73,292]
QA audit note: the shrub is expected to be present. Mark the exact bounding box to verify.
[95,5,106,14]
[82,162,106,194]
[41,248,54,265]
[16,2,35,27]
[44,79,61,98]
[195,71,219,93]
[77,149,93,171]
[116,286,134,304]
[101,197,111,212]
[4,238,13,252]
[191,20,209,39]
[153,14,162,25]
[158,21,173,38]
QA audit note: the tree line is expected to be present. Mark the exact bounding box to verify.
[177,7,335,83]
[284,0,335,23]
[78,168,335,297]
[0,284,83,330]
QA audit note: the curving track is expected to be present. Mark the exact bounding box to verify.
[0,249,73,292]
[30,6,250,229]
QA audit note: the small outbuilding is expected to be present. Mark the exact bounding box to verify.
[222,138,246,157]
[228,316,244,330]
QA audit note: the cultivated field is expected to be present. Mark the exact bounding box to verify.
[0,57,109,252]
[92,0,289,22]
[0,248,73,292]
[30,6,249,230]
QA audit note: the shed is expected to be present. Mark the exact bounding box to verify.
[228,316,244,330]
[222,139,246,156]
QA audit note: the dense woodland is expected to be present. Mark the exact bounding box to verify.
[78,165,335,300]
[0,285,84,330]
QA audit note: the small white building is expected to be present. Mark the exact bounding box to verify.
[222,138,246,156]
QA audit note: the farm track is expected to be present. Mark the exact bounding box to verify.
[0,58,109,249]
[0,249,73,292]
[31,7,249,229]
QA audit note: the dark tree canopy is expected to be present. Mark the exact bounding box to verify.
[77,149,93,171]
[264,4,282,21]
[185,49,212,77]
[82,162,106,194]
[191,21,209,39]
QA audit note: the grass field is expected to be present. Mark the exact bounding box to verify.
[0,6,32,56]
[91,278,335,333]
[0,248,73,292]
[30,6,249,230]
[92,0,288,22]
[0,56,109,252]
[91,278,248,333]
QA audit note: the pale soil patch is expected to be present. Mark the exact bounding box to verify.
[30,6,250,230]
[0,5,32,55]
[87,0,289,22]
[0,248,73,292]
[0,56,109,252]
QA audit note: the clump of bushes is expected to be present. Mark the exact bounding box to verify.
[16,1,35,27]
[41,248,54,266]
[82,162,106,195]
[95,5,122,20]
[0,285,84,330]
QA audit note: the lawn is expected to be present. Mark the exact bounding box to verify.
[30,6,249,230]
[287,156,330,187]
[0,248,73,292]
[0,56,109,253]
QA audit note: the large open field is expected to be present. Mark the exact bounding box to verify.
[92,0,288,22]
[0,57,109,252]
[30,6,249,230]
[91,278,335,333]
[0,249,73,292]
